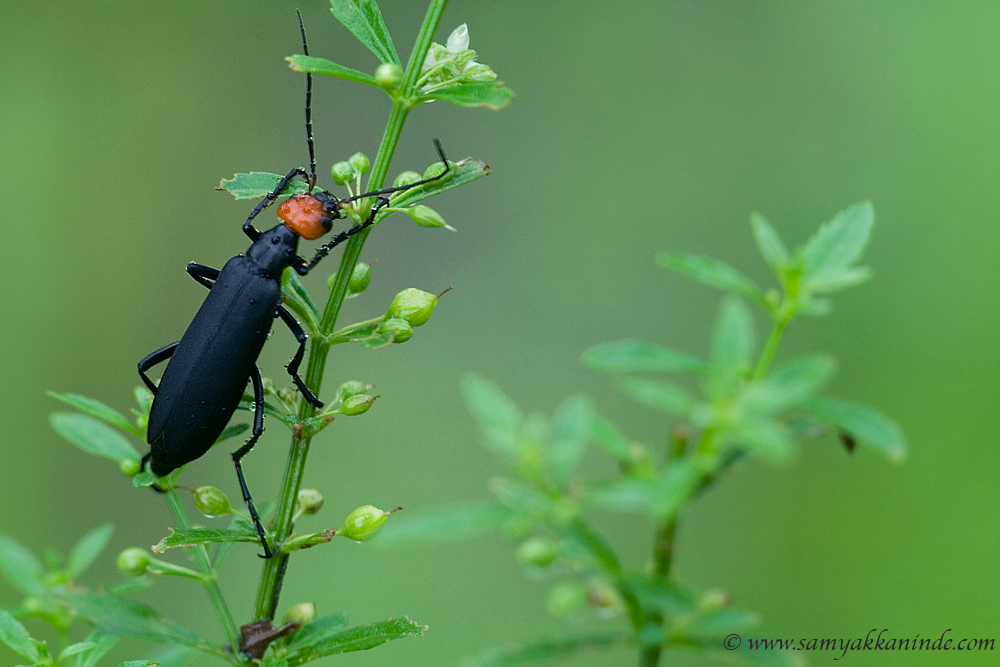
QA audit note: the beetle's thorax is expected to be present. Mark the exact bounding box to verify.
[246,224,300,276]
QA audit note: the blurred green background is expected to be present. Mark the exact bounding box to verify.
[1,1,997,665]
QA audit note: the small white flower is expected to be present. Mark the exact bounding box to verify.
[446,23,469,53]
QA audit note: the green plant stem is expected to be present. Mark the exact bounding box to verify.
[165,489,241,663]
[567,520,645,633]
[753,301,794,380]
[253,0,449,621]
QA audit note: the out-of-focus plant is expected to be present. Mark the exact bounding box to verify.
[381,202,905,667]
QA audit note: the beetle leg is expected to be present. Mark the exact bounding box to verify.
[186,263,220,289]
[300,196,392,274]
[232,366,274,559]
[137,342,179,395]
[244,167,311,242]
[275,306,323,408]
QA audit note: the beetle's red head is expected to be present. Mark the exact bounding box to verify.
[277,193,337,240]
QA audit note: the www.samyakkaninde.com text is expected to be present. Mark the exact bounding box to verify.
[723,629,993,660]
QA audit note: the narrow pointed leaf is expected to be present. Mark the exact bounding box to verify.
[462,375,523,457]
[47,393,141,436]
[0,535,45,595]
[217,172,314,201]
[286,617,424,663]
[384,158,490,213]
[134,387,153,415]
[330,0,400,65]
[282,270,320,330]
[585,477,655,513]
[618,378,694,416]
[457,633,630,667]
[801,396,906,462]
[116,662,157,667]
[285,613,349,652]
[709,297,754,400]
[750,213,790,273]
[590,415,632,463]
[213,423,249,444]
[0,610,40,662]
[735,419,794,463]
[261,658,290,667]
[800,201,874,285]
[657,253,764,303]
[66,523,115,579]
[50,413,140,463]
[76,633,118,667]
[377,503,509,546]
[153,526,259,553]
[582,340,708,375]
[418,82,514,110]
[287,54,376,85]
[547,395,592,486]
[56,590,219,653]
[650,460,702,519]
[146,646,202,667]
[680,607,760,640]
[806,265,872,293]
[743,355,836,414]
[57,642,96,661]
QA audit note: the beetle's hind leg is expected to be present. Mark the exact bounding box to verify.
[232,366,275,559]
[276,306,323,408]
[138,342,179,395]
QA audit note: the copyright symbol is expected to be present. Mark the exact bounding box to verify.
[724,633,741,650]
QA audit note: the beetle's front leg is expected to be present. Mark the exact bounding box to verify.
[275,306,323,409]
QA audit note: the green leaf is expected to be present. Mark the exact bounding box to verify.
[75,633,118,667]
[216,172,314,201]
[417,82,514,110]
[261,657,289,667]
[806,265,872,293]
[57,641,96,661]
[657,253,765,304]
[133,387,153,416]
[618,378,695,416]
[743,355,836,414]
[286,616,424,664]
[116,662,157,667]
[590,415,632,463]
[626,578,696,617]
[214,423,249,444]
[680,607,760,640]
[0,535,45,595]
[800,201,874,287]
[66,523,115,579]
[131,471,158,488]
[47,393,142,437]
[282,270,320,333]
[50,413,140,463]
[709,297,754,401]
[376,503,509,546]
[384,158,491,214]
[547,395,592,487]
[801,396,907,462]
[0,610,41,662]
[650,461,702,519]
[285,613,348,653]
[750,213,790,274]
[582,340,708,375]
[56,590,218,653]
[329,0,400,65]
[287,54,377,86]
[462,375,523,458]
[734,418,794,463]
[152,526,259,553]
[457,633,630,667]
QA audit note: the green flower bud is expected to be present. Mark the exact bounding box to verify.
[516,537,560,569]
[117,548,151,577]
[297,488,325,515]
[336,380,368,400]
[547,581,585,618]
[407,205,454,231]
[375,62,403,90]
[386,288,437,327]
[283,602,317,626]
[393,170,422,188]
[586,581,625,617]
[348,152,370,176]
[348,262,372,295]
[340,394,377,416]
[193,486,233,518]
[422,160,451,181]
[262,376,277,396]
[381,317,413,344]
[278,387,298,406]
[340,505,388,542]
[698,588,732,612]
[331,161,354,185]
[119,459,142,478]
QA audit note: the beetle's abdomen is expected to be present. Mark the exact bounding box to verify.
[146,256,281,475]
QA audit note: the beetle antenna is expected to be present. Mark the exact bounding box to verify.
[296,9,317,190]
[339,139,451,205]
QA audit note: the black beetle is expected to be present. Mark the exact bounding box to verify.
[137,17,450,557]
